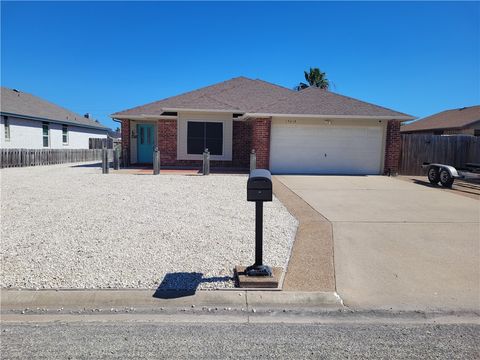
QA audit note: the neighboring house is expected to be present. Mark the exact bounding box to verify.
[1,87,108,149]
[107,129,121,142]
[112,77,414,175]
[401,105,480,136]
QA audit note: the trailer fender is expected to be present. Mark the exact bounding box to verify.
[427,164,460,178]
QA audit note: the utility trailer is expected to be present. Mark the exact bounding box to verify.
[422,162,480,188]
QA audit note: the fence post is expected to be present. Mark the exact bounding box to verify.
[153,147,160,175]
[250,149,256,173]
[113,148,120,170]
[202,148,210,175]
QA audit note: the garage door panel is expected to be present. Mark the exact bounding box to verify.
[270,124,383,175]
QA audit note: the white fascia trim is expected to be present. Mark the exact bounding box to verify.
[242,113,415,121]
[162,107,242,114]
[111,114,178,121]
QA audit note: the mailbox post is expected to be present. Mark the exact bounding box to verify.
[246,169,273,277]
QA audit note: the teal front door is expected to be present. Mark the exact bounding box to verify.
[137,124,154,163]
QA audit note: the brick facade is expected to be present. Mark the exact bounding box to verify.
[250,117,272,169]
[383,120,401,175]
[157,119,177,166]
[123,117,399,174]
[232,121,252,168]
[123,119,254,169]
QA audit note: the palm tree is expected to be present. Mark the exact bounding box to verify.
[295,67,330,91]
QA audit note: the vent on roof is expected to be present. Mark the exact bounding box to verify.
[458,107,467,111]
[84,113,91,118]
[13,89,19,93]
[160,111,178,116]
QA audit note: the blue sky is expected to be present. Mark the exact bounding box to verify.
[1,1,479,130]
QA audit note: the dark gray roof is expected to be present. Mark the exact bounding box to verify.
[112,76,413,119]
[254,86,413,118]
[401,105,480,132]
[113,77,293,116]
[1,87,108,130]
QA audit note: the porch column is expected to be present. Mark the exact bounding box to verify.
[121,119,131,166]
[384,119,401,175]
[251,117,272,169]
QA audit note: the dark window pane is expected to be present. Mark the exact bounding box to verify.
[206,138,222,155]
[42,125,48,136]
[140,127,144,144]
[206,122,223,139]
[187,121,223,155]
[188,122,204,138]
[187,138,205,154]
[63,135,67,143]
[43,136,49,147]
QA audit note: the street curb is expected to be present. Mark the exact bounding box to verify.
[0,290,343,311]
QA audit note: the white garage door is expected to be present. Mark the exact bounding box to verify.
[270,123,384,174]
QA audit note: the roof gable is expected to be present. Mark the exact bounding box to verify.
[112,77,413,119]
[401,105,480,132]
[112,77,294,116]
[1,87,108,130]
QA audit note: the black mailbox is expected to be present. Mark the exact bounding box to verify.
[247,169,272,202]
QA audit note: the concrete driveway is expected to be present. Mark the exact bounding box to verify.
[276,175,480,311]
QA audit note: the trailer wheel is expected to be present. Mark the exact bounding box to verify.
[439,169,454,188]
[427,167,440,184]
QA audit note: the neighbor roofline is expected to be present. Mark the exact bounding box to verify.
[0,111,109,131]
[401,118,480,132]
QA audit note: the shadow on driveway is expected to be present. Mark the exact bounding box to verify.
[70,162,102,168]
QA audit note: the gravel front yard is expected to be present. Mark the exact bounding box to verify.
[1,163,297,290]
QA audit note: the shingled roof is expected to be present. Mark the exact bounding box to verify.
[1,87,108,130]
[112,77,413,119]
[401,105,480,132]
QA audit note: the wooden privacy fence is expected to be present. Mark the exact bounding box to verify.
[1,148,113,168]
[399,134,480,175]
[89,138,114,149]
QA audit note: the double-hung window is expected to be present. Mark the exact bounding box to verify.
[187,121,223,155]
[62,125,68,144]
[42,122,49,147]
[3,116,10,141]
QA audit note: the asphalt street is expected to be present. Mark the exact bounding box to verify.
[2,315,479,359]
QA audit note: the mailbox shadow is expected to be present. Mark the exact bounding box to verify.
[153,272,231,299]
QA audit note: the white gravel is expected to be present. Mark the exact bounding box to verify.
[0,163,297,290]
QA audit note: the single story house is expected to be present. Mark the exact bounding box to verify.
[1,87,108,149]
[112,77,414,175]
[401,105,480,136]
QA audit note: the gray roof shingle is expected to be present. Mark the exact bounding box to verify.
[112,76,413,119]
[253,86,413,117]
[401,105,480,132]
[1,87,108,130]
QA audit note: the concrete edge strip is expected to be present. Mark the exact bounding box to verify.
[272,176,338,294]
[0,290,343,310]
